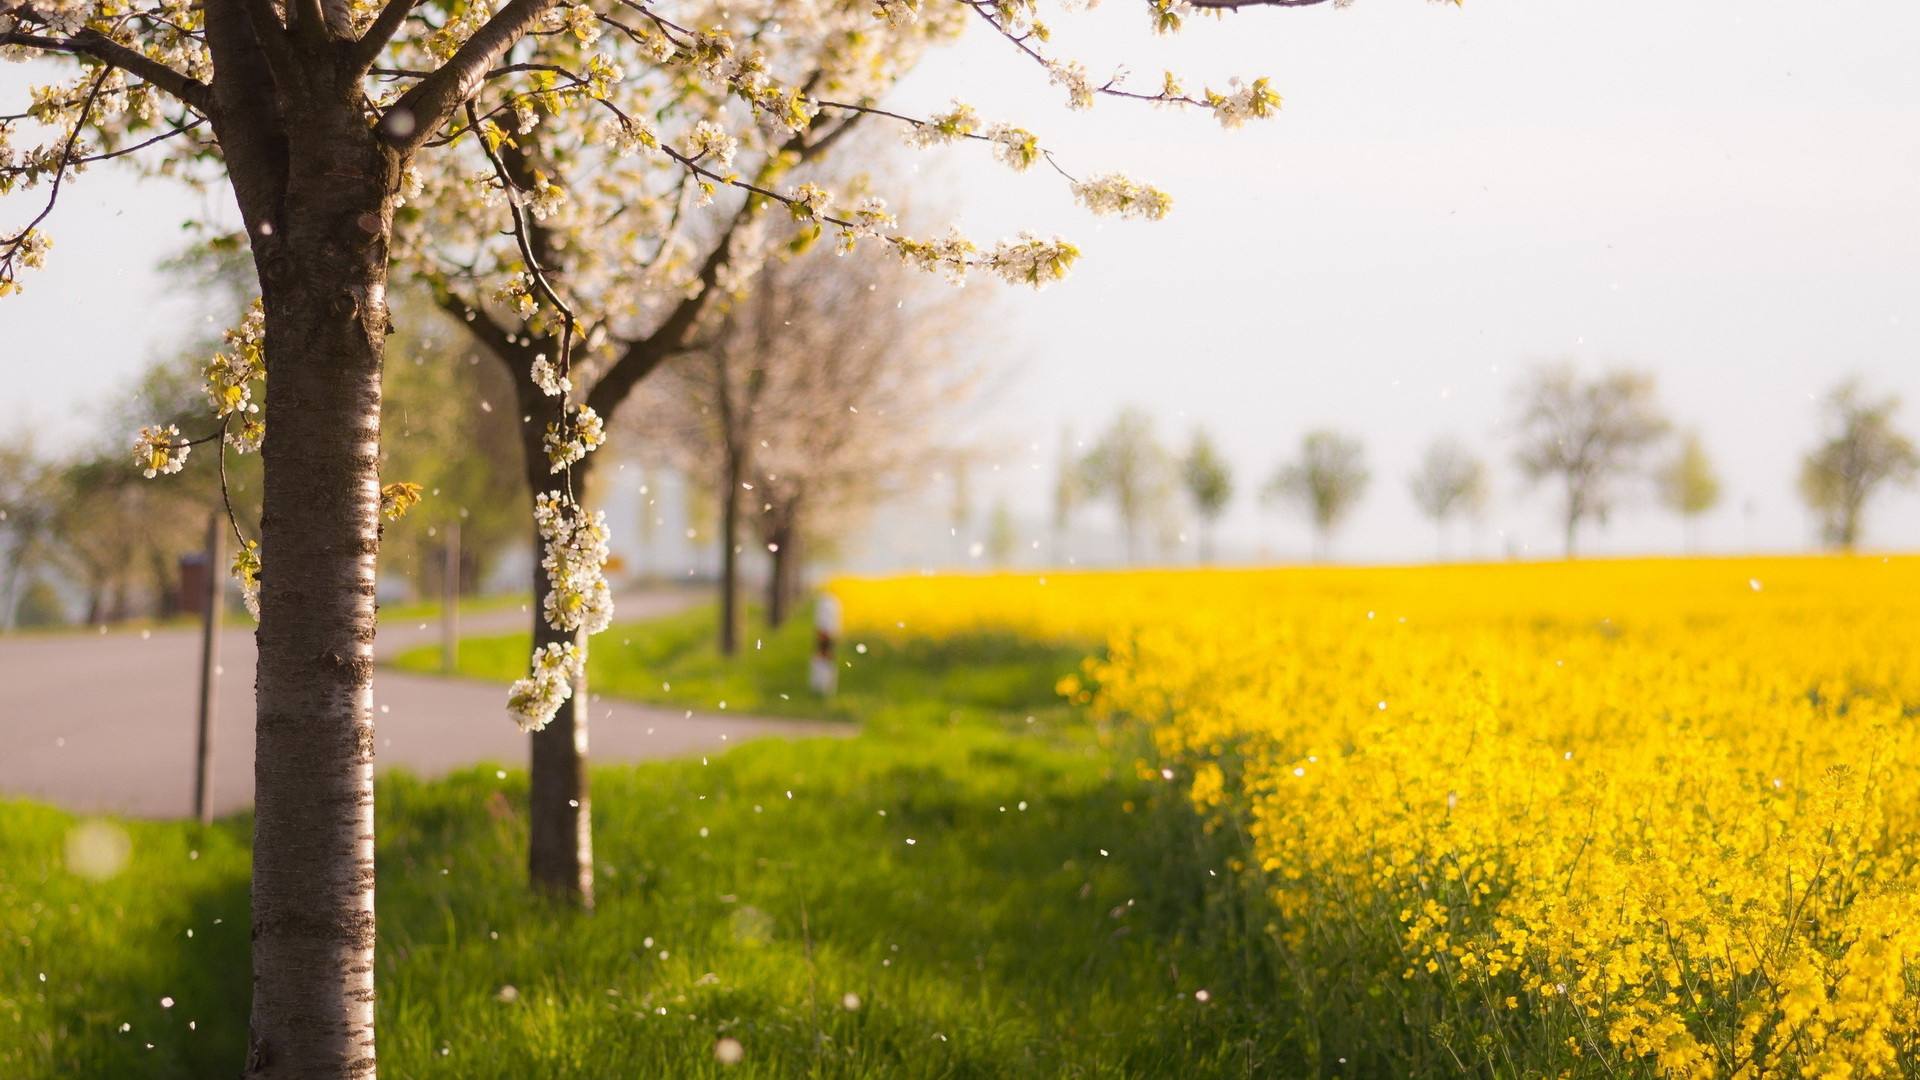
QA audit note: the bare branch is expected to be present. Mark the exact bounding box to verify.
[73,116,210,164]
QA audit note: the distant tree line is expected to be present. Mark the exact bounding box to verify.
[1050,365,1916,564]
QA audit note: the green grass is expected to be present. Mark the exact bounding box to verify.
[376,590,532,627]
[2,607,1294,1078]
[391,600,1089,732]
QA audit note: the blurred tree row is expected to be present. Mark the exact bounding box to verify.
[0,267,524,631]
[1052,366,1915,564]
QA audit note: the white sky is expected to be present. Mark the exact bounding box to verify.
[4,0,1918,565]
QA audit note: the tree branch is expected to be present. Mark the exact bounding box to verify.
[428,278,524,371]
[350,0,418,74]
[584,207,749,419]
[377,0,560,154]
[0,29,212,113]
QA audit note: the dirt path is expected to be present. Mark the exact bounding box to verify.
[0,588,843,818]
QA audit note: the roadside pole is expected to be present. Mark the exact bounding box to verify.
[192,511,221,825]
[442,521,460,674]
[810,593,840,696]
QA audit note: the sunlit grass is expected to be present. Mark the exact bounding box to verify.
[3,605,1289,1078]
[392,601,1088,733]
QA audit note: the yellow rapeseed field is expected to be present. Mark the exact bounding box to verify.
[833,558,1920,1078]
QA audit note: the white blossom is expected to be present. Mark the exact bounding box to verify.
[507,640,583,732]
[892,227,977,286]
[231,539,261,621]
[985,124,1041,172]
[530,355,571,397]
[1207,77,1281,129]
[986,233,1079,289]
[787,182,831,220]
[133,424,189,478]
[905,101,979,148]
[1048,60,1096,111]
[543,404,605,472]
[1070,174,1172,221]
[564,4,601,45]
[687,120,737,171]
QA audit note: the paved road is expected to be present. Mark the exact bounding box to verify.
[0,589,842,818]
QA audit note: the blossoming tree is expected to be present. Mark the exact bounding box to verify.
[2,0,1407,1073]
[380,0,1293,910]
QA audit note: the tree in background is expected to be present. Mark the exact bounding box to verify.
[1408,436,1487,561]
[1657,430,1721,552]
[376,305,525,600]
[1265,429,1370,561]
[0,439,60,631]
[949,453,976,561]
[654,246,976,635]
[1798,380,1918,550]
[1510,365,1670,557]
[749,262,977,624]
[986,498,1019,567]
[1051,426,1080,563]
[1078,408,1173,564]
[1181,430,1234,563]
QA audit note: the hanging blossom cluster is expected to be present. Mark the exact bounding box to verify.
[204,298,266,451]
[508,492,612,732]
[542,404,605,472]
[232,539,261,620]
[509,320,612,733]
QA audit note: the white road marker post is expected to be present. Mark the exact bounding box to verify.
[810,593,841,697]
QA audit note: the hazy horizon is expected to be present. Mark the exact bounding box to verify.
[4,0,1917,565]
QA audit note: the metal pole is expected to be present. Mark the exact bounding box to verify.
[441,520,460,674]
[193,511,221,825]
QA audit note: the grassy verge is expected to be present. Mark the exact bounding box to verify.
[2,607,1292,1078]
[375,590,532,627]
[391,601,1088,732]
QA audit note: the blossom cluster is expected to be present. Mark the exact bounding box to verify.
[203,299,267,451]
[1207,78,1283,129]
[1070,174,1173,221]
[230,539,261,620]
[507,641,584,734]
[542,404,605,472]
[132,424,187,478]
[530,354,571,397]
[509,491,613,732]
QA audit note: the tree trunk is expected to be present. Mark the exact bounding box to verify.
[719,448,743,656]
[765,519,790,630]
[521,402,594,908]
[243,109,399,1080]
